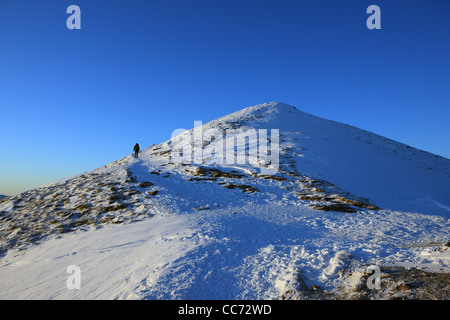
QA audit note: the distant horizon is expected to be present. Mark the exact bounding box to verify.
[1,0,449,196]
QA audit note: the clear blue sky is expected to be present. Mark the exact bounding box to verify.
[1,0,449,196]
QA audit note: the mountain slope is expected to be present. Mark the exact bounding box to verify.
[168,101,449,216]
[0,101,449,300]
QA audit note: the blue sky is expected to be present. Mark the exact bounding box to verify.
[1,0,449,196]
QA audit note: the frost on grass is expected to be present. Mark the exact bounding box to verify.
[0,170,158,256]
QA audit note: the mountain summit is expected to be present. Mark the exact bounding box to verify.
[1,101,449,299]
[142,101,449,216]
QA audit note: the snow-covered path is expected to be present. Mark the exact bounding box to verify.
[0,215,196,299]
[1,203,448,300]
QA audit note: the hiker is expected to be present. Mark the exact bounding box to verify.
[133,143,140,158]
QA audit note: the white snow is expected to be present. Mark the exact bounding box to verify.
[0,215,197,299]
[0,101,449,299]
[1,204,448,299]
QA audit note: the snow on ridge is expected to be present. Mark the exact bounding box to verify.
[143,101,450,217]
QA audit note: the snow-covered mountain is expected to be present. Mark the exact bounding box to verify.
[0,102,449,300]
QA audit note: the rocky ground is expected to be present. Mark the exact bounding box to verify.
[282,245,450,300]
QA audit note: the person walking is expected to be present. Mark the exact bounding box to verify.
[133,143,140,158]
